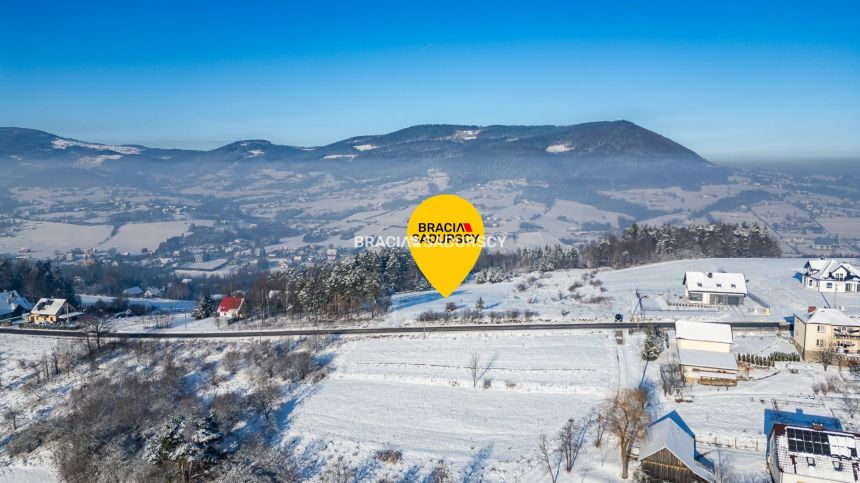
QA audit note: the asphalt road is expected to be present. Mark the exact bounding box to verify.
[0,321,783,339]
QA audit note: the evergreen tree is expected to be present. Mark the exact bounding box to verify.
[192,295,216,319]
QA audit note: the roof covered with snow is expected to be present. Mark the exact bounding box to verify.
[675,321,733,344]
[804,258,860,281]
[770,424,860,481]
[683,271,747,295]
[678,349,738,371]
[796,308,860,327]
[30,298,72,316]
[639,412,715,482]
[0,290,33,316]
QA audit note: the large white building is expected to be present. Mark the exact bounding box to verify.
[802,259,860,293]
[767,423,860,483]
[683,272,747,306]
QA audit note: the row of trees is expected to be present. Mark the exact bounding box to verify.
[243,248,429,321]
[0,259,77,304]
[579,222,781,269]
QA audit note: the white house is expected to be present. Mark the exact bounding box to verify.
[217,297,245,319]
[767,423,860,483]
[683,272,748,306]
[675,321,733,353]
[122,286,145,297]
[0,290,33,319]
[802,259,860,293]
[678,349,738,386]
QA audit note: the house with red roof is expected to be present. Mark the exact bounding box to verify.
[218,296,246,320]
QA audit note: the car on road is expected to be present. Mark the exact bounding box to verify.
[614,313,624,322]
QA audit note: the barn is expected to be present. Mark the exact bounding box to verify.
[638,411,715,482]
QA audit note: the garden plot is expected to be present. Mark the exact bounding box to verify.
[286,330,629,481]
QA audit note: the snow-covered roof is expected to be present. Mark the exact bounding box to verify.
[683,271,747,295]
[0,290,33,316]
[639,412,715,482]
[678,349,738,371]
[675,321,733,344]
[770,424,860,481]
[30,298,72,316]
[122,286,144,296]
[796,308,860,327]
[804,258,860,281]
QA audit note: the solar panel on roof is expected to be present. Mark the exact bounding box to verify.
[787,428,832,456]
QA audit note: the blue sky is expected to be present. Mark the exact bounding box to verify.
[1,1,859,161]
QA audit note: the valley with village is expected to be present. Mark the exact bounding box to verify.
[3,249,860,482]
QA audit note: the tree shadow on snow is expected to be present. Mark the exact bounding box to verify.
[391,290,466,310]
[461,444,494,483]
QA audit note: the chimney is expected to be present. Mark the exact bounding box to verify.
[812,422,824,431]
[707,272,713,278]
[808,306,817,314]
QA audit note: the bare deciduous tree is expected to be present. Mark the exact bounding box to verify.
[816,342,840,372]
[659,362,683,396]
[81,316,114,351]
[605,387,651,479]
[842,384,860,419]
[469,353,480,388]
[593,406,609,448]
[559,417,587,472]
[538,433,561,483]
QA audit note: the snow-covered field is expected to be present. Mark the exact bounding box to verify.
[387,257,860,326]
[286,329,643,482]
[0,219,213,257]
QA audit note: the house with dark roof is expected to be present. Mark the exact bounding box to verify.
[767,423,860,482]
[803,259,860,293]
[638,411,714,482]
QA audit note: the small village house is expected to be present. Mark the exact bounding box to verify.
[0,290,33,320]
[122,286,144,297]
[637,411,714,482]
[28,298,82,324]
[812,236,840,251]
[218,296,246,320]
[683,272,747,306]
[767,423,860,483]
[793,307,860,362]
[675,321,733,353]
[678,349,739,386]
[802,259,860,293]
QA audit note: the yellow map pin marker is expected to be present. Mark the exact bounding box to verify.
[407,194,485,298]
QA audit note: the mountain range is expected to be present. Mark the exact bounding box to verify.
[0,121,726,190]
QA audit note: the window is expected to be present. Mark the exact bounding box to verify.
[807,456,815,466]
[816,339,824,347]
[834,460,843,471]
[809,280,814,286]
[716,283,723,288]
[827,283,833,289]
[817,325,825,333]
